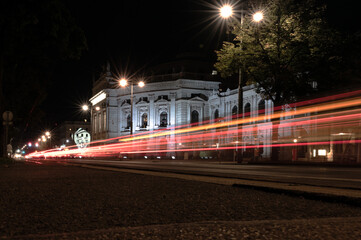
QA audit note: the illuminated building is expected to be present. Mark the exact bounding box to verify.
[89,59,361,163]
[89,59,274,159]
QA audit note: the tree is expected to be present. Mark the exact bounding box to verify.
[0,0,87,153]
[215,0,342,161]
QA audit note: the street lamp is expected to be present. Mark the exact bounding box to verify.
[82,105,89,111]
[219,5,264,163]
[253,12,264,22]
[119,78,145,135]
[81,104,91,122]
[44,131,51,148]
[220,5,233,18]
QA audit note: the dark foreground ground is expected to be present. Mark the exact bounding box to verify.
[1,162,361,239]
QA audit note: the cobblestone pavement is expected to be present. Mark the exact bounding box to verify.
[1,162,361,239]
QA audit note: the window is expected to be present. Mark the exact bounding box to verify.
[232,106,238,117]
[138,97,148,103]
[126,114,131,129]
[160,112,168,127]
[244,103,251,118]
[141,113,148,128]
[214,109,219,121]
[191,110,199,124]
[157,95,168,101]
[258,100,265,117]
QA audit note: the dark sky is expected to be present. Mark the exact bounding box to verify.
[42,0,361,125]
[44,0,225,124]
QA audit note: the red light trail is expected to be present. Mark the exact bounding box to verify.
[26,91,361,162]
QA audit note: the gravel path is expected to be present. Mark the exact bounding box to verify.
[1,162,361,239]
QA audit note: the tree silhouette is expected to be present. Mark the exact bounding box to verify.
[0,0,87,152]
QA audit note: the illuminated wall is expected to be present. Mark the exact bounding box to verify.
[89,69,361,162]
[89,77,276,158]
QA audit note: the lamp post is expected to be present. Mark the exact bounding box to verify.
[45,131,51,149]
[81,104,90,123]
[219,5,263,163]
[82,104,89,111]
[119,78,145,135]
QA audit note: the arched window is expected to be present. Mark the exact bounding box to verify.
[258,100,266,117]
[160,112,168,127]
[214,109,219,121]
[126,114,131,129]
[232,106,238,117]
[141,113,148,128]
[244,103,251,118]
[191,110,199,124]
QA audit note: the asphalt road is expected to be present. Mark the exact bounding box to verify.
[1,161,361,239]
[64,159,361,189]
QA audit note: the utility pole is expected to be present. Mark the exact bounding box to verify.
[2,111,13,157]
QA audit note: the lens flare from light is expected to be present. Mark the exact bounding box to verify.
[82,105,89,111]
[25,91,361,162]
[220,5,233,18]
[253,12,263,22]
[119,78,128,87]
[138,81,145,87]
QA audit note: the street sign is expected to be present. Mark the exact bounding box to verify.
[72,128,91,148]
[2,111,13,157]
[2,111,13,122]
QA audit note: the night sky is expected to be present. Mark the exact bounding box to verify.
[44,0,223,124]
[42,0,360,125]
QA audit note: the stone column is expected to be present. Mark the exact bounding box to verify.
[117,101,121,135]
[132,101,137,131]
[187,103,191,124]
[220,98,225,118]
[170,92,176,126]
[149,94,155,130]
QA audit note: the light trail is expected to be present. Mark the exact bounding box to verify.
[26,91,361,161]
[116,97,361,143]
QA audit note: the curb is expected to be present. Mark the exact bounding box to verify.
[67,162,361,207]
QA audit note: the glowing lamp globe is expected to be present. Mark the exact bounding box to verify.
[253,12,263,22]
[220,5,233,18]
[82,105,89,111]
[119,79,128,87]
[138,81,145,87]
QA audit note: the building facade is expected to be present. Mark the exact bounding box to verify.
[89,64,277,160]
[89,62,361,163]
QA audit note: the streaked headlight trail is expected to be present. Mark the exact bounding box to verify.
[26,90,361,162]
